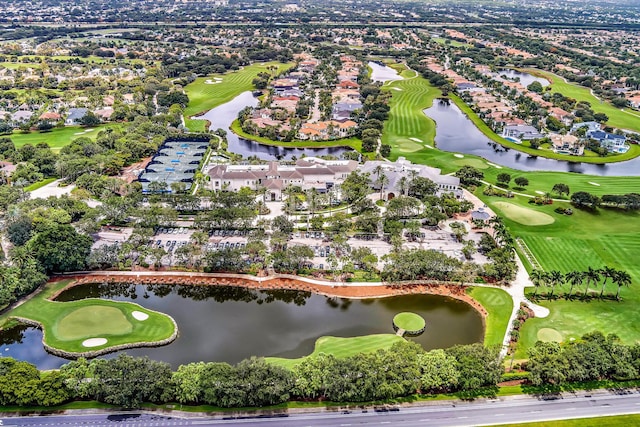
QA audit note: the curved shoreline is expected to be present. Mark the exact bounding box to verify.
[11,300,179,359]
[447,94,640,165]
[229,119,360,150]
[50,271,488,320]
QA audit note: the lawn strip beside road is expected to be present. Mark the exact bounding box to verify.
[497,414,640,427]
[183,62,294,132]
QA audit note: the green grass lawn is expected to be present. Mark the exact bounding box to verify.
[0,280,176,355]
[381,68,442,155]
[525,68,640,133]
[476,193,640,358]
[24,177,56,191]
[267,334,405,370]
[467,287,513,348]
[9,124,118,151]
[184,62,294,132]
[431,37,473,48]
[393,312,425,332]
[498,414,640,427]
[229,119,363,152]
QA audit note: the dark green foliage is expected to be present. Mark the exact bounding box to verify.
[455,166,484,186]
[27,223,93,273]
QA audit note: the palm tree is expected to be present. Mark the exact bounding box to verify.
[564,271,584,299]
[583,266,601,299]
[376,173,389,200]
[398,176,409,196]
[548,270,564,299]
[599,266,617,298]
[529,269,545,298]
[613,270,632,301]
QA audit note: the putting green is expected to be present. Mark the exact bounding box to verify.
[393,312,426,332]
[537,328,563,343]
[56,306,133,341]
[493,202,555,226]
[396,139,423,153]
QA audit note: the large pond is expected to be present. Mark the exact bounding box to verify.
[194,91,351,160]
[369,61,403,83]
[0,283,483,370]
[494,69,550,88]
[425,100,640,176]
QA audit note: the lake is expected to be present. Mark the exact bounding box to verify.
[0,283,483,369]
[424,100,640,176]
[194,91,351,160]
[369,61,403,83]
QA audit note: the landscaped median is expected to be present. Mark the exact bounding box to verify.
[0,279,177,358]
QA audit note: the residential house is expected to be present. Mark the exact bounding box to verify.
[588,131,629,154]
[571,121,601,134]
[65,108,89,125]
[550,134,583,155]
[39,112,62,121]
[94,108,114,121]
[501,125,544,141]
[12,110,33,124]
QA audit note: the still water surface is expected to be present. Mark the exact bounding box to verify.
[424,100,640,176]
[0,283,483,369]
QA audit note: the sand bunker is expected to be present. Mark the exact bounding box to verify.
[132,311,149,321]
[409,137,423,143]
[454,154,464,158]
[391,87,403,91]
[588,182,600,186]
[486,162,502,169]
[204,79,221,85]
[424,144,434,149]
[535,191,545,195]
[82,338,107,347]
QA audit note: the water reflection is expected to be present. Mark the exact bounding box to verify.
[0,283,483,369]
[425,101,640,176]
[193,91,351,160]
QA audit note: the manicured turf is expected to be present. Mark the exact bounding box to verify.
[267,334,405,369]
[477,194,640,358]
[492,202,555,226]
[393,312,426,332]
[183,62,294,132]
[381,68,442,154]
[24,177,56,191]
[467,287,513,348]
[9,124,118,151]
[56,306,132,341]
[525,68,640,133]
[498,414,640,427]
[431,37,472,48]
[0,280,176,355]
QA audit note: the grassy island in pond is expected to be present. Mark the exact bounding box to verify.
[0,280,177,357]
[393,312,426,334]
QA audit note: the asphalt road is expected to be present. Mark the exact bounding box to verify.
[3,392,640,427]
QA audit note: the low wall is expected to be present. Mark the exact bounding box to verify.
[51,272,488,319]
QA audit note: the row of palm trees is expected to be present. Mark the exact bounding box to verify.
[529,266,632,300]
